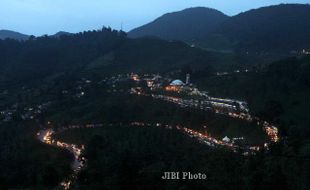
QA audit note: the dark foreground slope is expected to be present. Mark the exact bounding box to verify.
[0,123,72,189]
[55,125,309,190]
[56,126,242,190]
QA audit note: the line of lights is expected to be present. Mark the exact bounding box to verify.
[37,129,86,190]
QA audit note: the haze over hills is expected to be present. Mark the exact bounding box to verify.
[0,30,29,40]
[128,7,229,42]
[129,4,310,54]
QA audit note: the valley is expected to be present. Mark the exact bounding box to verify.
[0,3,310,189]
[28,71,280,189]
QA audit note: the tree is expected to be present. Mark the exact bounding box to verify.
[42,166,60,187]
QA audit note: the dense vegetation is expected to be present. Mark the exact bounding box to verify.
[129,4,310,54]
[129,7,228,42]
[0,16,309,189]
[0,30,29,40]
[55,126,309,190]
[45,87,266,145]
[197,56,310,157]
[0,28,228,91]
[0,28,126,89]
[212,4,310,53]
[0,122,72,189]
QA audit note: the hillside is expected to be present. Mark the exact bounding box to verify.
[0,30,29,40]
[1,20,310,190]
[210,4,310,53]
[0,28,225,90]
[52,31,73,38]
[197,55,310,156]
[128,7,228,42]
[129,4,310,54]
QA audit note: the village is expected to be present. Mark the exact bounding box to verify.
[0,70,282,190]
[1,71,279,149]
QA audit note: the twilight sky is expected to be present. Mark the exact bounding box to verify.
[0,0,309,35]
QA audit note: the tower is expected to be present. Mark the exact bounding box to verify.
[186,74,190,85]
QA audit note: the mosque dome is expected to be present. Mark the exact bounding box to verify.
[170,79,184,86]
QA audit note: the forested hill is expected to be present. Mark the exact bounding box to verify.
[211,4,310,53]
[0,28,218,89]
[51,31,73,38]
[128,7,229,42]
[129,4,310,54]
[0,30,29,40]
[0,28,125,87]
[198,55,310,157]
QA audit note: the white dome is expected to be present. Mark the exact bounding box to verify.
[170,79,184,86]
[222,136,230,142]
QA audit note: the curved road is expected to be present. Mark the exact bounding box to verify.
[37,129,86,190]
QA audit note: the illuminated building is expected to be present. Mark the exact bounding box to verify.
[170,79,185,86]
[164,73,195,92]
[146,80,154,87]
[222,136,230,143]
[130,73,140,81]
[165,79,184,92]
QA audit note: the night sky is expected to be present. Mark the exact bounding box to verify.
[0,0,309,35]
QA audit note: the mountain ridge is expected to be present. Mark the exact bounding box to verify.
[129,4,310,54]
[211,3,310,53]
[0,30,29,40]
[129,7,229,42]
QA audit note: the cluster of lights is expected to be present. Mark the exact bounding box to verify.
[130,74,140,81]
[182,127,236,148]
[131,86,280,146]
[36,72,282,188]
[263,124,279,142]
[165,86,181,92]
[129,123,267,155]
[228,112,253,122]
[37,117,279,190]
[37,129,86,190]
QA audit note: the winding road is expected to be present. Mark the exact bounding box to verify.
[37,129,86,190]
[35,78,280,189]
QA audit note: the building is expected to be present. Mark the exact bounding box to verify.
[186,74,190,85]
[222,136,231,143]
[165,79,184,91]
[130,73,140,81]
[170,79,184,86]
[164,74,194,92]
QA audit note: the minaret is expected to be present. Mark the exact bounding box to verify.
[186,74,190,85]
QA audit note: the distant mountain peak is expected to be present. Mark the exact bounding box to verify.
[128,7,229,42]
[0,30,29,40]
[129,4,310,54]
[52,31,73,38]
[213,3,310,53]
